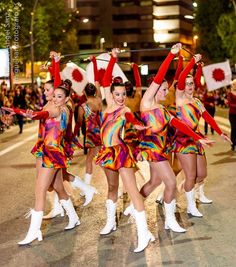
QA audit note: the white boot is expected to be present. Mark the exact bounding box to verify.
[60,198,80,230]
[18,209,43,245]
[185,190,203,217]
[195,183,213,204]
[80,173,93,196]
[43,191,65,219]
[124,204,135,218]
[84,173,92,184]
[71,176,97,206]
[100,199,117,235]
[164,200,186,233]
[133,210,155,253]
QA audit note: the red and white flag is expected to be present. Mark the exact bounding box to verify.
[61,62,87,95]
[202,61,232,91]
[86,53,128,99]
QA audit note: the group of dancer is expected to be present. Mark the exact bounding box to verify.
[2,43,232,253]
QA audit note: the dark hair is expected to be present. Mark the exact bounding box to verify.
[58,79,72,97]
[84,83,96,96]
[113,76,123,84]
[110,82,125,93]
[124,81,134,97]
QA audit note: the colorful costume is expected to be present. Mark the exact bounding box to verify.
[96,107,136,170]
[31,118,45,158]
[173,98,205,155]
[81,103,101,148]
[136,106,171,161]
[42,112,69,168]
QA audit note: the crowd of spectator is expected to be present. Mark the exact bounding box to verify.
[0,81,45,133]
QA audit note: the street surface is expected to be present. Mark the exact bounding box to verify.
[0,110,235,267]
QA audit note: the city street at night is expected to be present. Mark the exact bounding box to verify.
[0,114,236,267]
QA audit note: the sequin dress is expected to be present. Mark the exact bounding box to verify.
[82,103,101,148]
[31,116,46,158]
[173,98,205,155]
[96,107,136,170]
[136,106,171,161]
[42,112,69,168]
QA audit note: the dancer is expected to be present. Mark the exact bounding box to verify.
[41,53,97,219]
[155,54,184,204]
[174,54,232,216]
[124,44,212,232]
[3,52,96,221]
[74,56,102,188]
[3,80,80,245]
[96,48,155,253]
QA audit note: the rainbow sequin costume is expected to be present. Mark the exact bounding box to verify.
[135,106,171,162]
[172,98,205,155]
[96,107,136,170]
[31,110,69,168]
[82,103,101,148]
[63,106,82,159]
[31,116,46,158]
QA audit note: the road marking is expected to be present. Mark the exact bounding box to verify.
[0,133,38,157]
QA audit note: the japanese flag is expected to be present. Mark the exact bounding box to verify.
[61,62,87,95]
[86,53,128,99]
[202,61,232,91]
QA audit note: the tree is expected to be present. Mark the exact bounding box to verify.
[194,0,231,63]
[0,0,79,62]
[217,1,236,63]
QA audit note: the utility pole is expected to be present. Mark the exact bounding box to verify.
[30,0,39,91]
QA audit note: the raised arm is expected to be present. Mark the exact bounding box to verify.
[132,63,142,97]
[91,56,102,99]
[177,54,201,96]
[102,48,119,106]
[194,63,203,89]
[141,43,181,108]
[174,55,183,81]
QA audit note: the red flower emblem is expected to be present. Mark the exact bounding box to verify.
[212,68,225,82]
[72,69,83,82]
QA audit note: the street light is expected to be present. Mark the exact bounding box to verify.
[30,0,39,91]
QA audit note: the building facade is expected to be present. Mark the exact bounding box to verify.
[67,0,194,80]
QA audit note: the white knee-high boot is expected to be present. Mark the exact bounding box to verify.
[164,200,186,233]
[124,203,135,218]
[71,176,97,206]
[84,173,92,184]
[185,189,203,217]
[60,198,80,230]
[133,210,155,253]
[100,199,117,235]
[18,209,43,245]
[80,173,93,196]
[195,183,213,204]
[43,191,64,219]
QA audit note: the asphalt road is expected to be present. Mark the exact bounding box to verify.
[0,111,235,267]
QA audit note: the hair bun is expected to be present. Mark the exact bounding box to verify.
[59,79,72,91]
[113,76,123,84]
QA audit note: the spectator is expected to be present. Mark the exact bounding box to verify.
[226,79,236,151]
[13,85,26,134]
[203,90,216,135]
